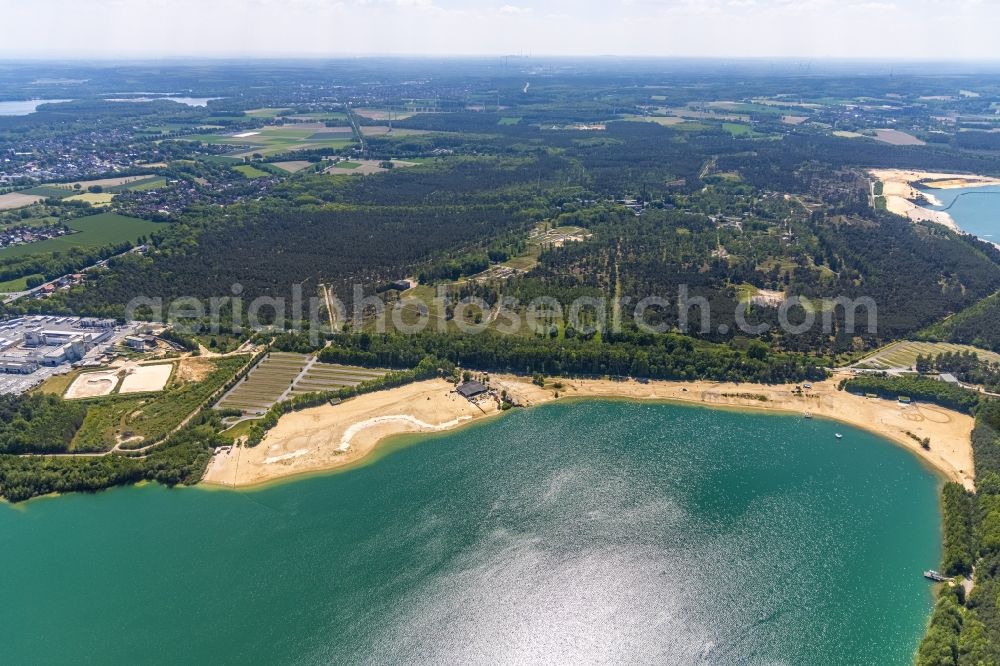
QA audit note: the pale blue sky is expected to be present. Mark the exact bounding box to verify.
[2,0,998,59]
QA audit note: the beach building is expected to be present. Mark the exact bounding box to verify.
[456,380,488,399]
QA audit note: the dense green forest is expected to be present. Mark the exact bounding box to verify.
[316,330,828,384]
[841,375,983,414]
[0,393,87,454]
[0,416,225,503]
[917,403,1000,665]
[15,115,1000,361]
[915,351,1000,394]
[921,290,1000,353]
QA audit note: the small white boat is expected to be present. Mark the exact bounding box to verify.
[835,433,843,439]
[804,412,813,419]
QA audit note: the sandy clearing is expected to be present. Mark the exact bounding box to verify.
[272,160,313,173]
[203,378,497,487]
[352,108,415,121]
[872,169,1000,191]
[119,363,173,393]
[65,370,118,399]
[176,357,213,384]
[324,159,417,176]
[203,371,975,491]
[644,116,686,125]
[873,129,925,146]
[0,192,45,211]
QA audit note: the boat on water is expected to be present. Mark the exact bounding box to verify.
[924,570,949,582]
[835,433,843,439]
[804,412,813,419]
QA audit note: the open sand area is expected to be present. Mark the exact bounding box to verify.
[203,371,975,491]
[867,168,1000,231]
[64,370,119,399]
[119,363,173,393]
[0,192,45,211]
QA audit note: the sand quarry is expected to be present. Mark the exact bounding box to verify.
[119,363,173,394]
[65,362,173,399]
[64,369,119,399]
[870,168,1000,232]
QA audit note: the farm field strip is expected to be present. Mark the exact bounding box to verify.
[214,353,387,412]
[855,340,1000,370]
[303,366,383,377]
[0,192,45,210]
[214,353,310,412]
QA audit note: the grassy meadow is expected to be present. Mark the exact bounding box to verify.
[0,213,161,259]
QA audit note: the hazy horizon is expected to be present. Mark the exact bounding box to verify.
[3,0,998,61]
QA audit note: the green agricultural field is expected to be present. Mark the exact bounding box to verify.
[198,155,244,165]
[498,116,522,125]
[0,273,42,292]
[20,186,73,198]
[106,176,167,193]
[0,213,161,259]
[64,192,114,206]
[128,177,167,192]
[723,122,756,136]
[233,164,270,178]
[34,369,82,397]
[670,121,710,132]
[179,124,356,157]
[307,131,354,141]
[245,107,290,118]
[308,112,349,121]
[331,161,361,169]
[270,160,314,174]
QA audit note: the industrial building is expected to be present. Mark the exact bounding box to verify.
[0,316,130,380]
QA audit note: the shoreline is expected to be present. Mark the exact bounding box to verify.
[870,168,1000,234]
[202,372,975,492]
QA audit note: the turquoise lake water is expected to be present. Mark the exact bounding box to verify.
[922,184,1000,241]
[0,401,941,664]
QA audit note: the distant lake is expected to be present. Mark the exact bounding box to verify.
[104,96,221,107]
[0,401,941,664]
[922,185,1000,241]
[0,99,73,116]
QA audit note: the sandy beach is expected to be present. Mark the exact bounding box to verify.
[202,372,975,491]
[870,168,1000,232]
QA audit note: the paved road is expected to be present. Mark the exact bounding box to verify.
[2,246,144,304]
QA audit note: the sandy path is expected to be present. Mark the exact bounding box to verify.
[202,372,974,491]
